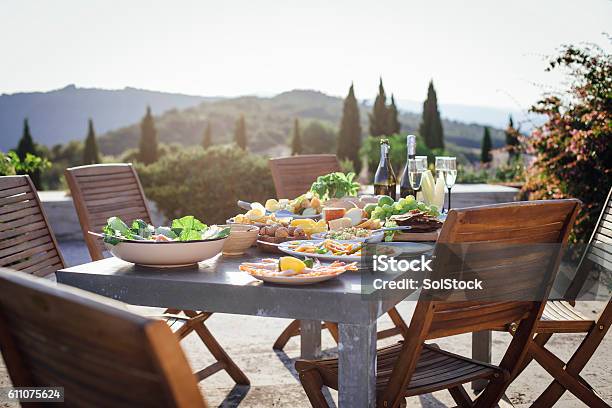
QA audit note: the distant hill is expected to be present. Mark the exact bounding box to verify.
[0,85,211,150]
[98,89,507,159]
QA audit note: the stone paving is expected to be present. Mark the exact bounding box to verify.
[1,241,610,407]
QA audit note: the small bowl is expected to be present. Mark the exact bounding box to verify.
[222,224,259,256]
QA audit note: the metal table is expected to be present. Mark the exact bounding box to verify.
[56,248,410,407]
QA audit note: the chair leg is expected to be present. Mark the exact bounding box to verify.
[387,307,409,339]
[529,341,609,408]
[298,368,329,408]
[191,323,250,385]
[448,385,474,408]
[324,321,339,343]
[273,319,301,350]
[511,332,552,379]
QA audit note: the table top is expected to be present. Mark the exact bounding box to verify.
[56,248,411,324]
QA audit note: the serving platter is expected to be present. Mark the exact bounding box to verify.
[277,240,363,262]
[246,270,347,285]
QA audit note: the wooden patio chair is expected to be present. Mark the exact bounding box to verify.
[269,154,341,199]
[295,199,581,408]
[0,175,66,277]
[503,188,612,407]
[268,155,409,351]
[0,268,208,408]
[64,164,249,385]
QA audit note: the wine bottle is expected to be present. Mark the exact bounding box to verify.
[373,138,397,200]
[400,134,417,198]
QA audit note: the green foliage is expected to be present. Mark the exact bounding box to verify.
[137,145,275,224]
[420,80,444,149]
[480,127,492,163]
[234,115,247,150]
[15,118,43,188]
[337,84,362,173]
[202,123,212,149]
[456,165,489,184]
[495,157,525,183]
[369,78,388,137]
[39,141,82,190]
[361,134,438,180]
[522,41,612,243]
[310,172,360,200]
[83,119,101,165]
[290,118,302,155]
[139,106,159,164]
[301,121,337,154]
[0,151,50,177]
[504,115,520,159]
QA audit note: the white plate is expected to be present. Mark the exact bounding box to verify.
[105,237,227,267]
[247,270,346,285]
[278,240,363,262]
[311,231,384,243]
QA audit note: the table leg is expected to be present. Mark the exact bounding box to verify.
[472,330,492,393]
[338,321,377,407]
[300,320,322,359]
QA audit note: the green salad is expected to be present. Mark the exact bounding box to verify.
[102,215,230,245]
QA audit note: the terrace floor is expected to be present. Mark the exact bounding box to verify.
[1,241,610,407]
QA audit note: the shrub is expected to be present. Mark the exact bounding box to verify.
[521,42,611,243]
[137,145,276,224]
[0,151,50,178]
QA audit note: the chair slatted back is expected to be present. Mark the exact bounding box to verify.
[586,187,612,271]
[426,199,581,339]
[0,176,65,276]
[380,200,581,405]
[0,268,207,408]
[65,164,152,261]
[269,154,341,199]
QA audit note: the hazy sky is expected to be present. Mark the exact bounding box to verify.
[1,0,610,109]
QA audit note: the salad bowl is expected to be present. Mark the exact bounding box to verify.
[93,215,230,268]
[103,237,227,268]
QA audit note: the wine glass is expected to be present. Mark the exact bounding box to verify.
[408,157,427,192]
[436,157,457,212]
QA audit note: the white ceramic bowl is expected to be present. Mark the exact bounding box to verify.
[105,237,227,267]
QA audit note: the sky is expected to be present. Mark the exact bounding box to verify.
[1,0,610,110]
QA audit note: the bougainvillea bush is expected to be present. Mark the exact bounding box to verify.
[521,41,611,243]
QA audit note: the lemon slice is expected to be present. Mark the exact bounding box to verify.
[279,256,306,273]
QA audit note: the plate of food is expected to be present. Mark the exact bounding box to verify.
[311,227,385,243]
[278,239,364,262]
[238,191,323,220]
[92,216,229,267]
[239,256,357,285]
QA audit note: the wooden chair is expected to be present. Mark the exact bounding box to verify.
[269,154,341,199]
[0,268,208,408]
[268,155,409,351]
[295,199,581,408]
[64,164,248,385]
[505,188,612,407]
[0,175,66,276]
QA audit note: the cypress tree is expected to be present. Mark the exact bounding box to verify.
[505,115,520,158]
[234,115,247,150]
[202,123,212,149]
[386,94,401,135]
[291,118,302,155]
[481,126,492,163]
[368,78,388,137]
[15,118,42,188]
[337,83,362,173]
[419,80,444,149]
[139,106,159,164]
[82,118,100,165]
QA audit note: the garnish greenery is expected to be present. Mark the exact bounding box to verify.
[310,172,360,200]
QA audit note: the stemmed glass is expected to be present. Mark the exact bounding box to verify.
[435,157,457,212]
[408,157,427,193]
